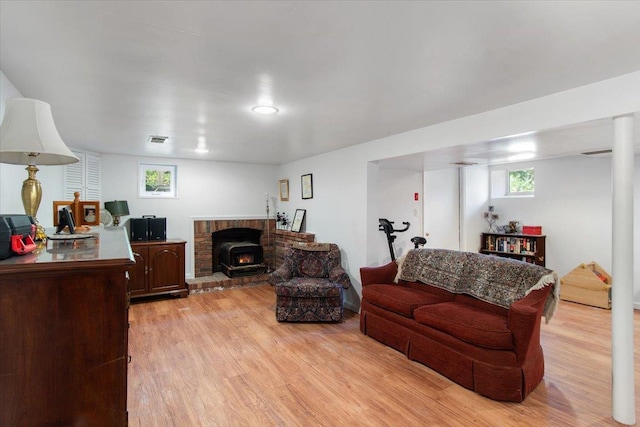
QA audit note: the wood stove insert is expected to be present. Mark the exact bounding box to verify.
[219,241,265,277]
[212,228,265,278]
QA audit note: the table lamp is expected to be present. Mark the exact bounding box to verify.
[104,200,129,226]
[0,98,79,238]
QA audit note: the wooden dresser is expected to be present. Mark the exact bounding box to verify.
[0,227,135,427]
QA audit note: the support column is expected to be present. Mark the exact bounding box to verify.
[611,113,635,425]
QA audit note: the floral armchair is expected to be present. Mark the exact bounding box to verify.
[268,243,351,322]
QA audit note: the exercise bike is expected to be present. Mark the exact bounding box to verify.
[379,218,428,261]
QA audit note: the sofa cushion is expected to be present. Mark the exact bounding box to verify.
[454,293,508,317]
[413,302,513,350]
[362,284,446,318]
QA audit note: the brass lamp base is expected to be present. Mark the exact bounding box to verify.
[22,164,42,217]
[21,164,46,240]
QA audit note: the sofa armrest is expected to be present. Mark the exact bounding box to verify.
[269,266,292,285]
[329,267,352,289]
[508,286,551,363]
[360,261,398,287]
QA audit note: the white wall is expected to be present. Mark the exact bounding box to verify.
[100,154,279,278]
[489,156,613,277]
[377,168,423,263]
[488,154,640,305]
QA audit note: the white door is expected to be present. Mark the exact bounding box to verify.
[423,168,460,250]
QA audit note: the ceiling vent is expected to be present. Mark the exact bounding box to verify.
[450,161,479,166]
[582,149,612,157]
[148,135,169,144]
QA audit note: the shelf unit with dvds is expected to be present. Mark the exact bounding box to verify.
[480,232,546,267]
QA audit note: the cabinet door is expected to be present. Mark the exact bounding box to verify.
[128,247,148,296]
[148,244,184,292]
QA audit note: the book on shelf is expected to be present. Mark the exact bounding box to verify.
[483,235,536,255]
[481,232,545,267]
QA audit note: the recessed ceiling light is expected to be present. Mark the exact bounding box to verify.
[507,152,536,162]
[195,136,209,153]
[508,141,536,153]
[251,105,279,114]
[493,131,536,141]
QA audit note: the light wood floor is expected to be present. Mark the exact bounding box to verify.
[127,284,640,426]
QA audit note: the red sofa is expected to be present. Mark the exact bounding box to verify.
[359,248,558,402]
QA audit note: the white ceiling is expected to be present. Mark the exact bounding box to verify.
[379,115,640,171]
[1,1,639,168]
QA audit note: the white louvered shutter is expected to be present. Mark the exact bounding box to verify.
[64,151,101,201]
[85,153,101,200]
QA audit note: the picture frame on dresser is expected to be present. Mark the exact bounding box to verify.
[53,201,73,226]
[53,197,101,226]
[79,201,100,226]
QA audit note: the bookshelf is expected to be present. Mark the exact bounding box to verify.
[480,232,546,267]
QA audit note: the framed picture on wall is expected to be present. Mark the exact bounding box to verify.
[139,163,178,198]
[279,179,289,201]
[291,209,306,232]
[301,173,313,199]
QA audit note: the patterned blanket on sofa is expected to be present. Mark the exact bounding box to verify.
[398,248,559,322]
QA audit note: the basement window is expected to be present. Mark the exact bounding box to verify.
[490,167,535,198]
[507,168,535,196]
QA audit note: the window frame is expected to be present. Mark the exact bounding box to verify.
[506,167,535,197]
[138,163,178,199]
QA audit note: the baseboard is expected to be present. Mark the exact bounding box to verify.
[344,300,360,314]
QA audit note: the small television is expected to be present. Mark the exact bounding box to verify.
[56,207,76,234]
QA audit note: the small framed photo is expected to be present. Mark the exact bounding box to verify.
[139,163,178,198]
[279,179,289,201]
[79,201,100,226]
[291,209,306,233]
[53,202,73,226]
[301,173,313,199]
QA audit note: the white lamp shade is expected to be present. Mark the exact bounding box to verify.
[0,98,79,165]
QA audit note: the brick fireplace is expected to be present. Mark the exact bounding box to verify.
[190,217,315,293]
[193,218,274,278]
